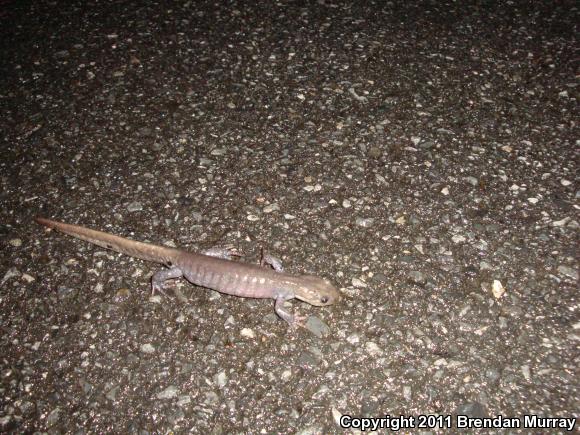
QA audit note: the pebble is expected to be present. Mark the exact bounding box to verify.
[157,385,179,399]
[140,343,155,354]
[304,316,330,338]
[126,201,143,212]
[263,203,280,213]
[557,265,577,280]
[9,238,22,247]
[408,271,426,284]
[240,328,256,339]
[465,176,478,186]
[365,341,382,357]
[215,371,228,388]
[355,217,375,227]
[210,148,226,155]
[452,234,466,243]
[552,217,569,227]
[491,280,506,299]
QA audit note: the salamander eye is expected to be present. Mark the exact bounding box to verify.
[320,296,329,304]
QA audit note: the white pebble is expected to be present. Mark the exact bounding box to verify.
[491,280,506,299]
[157,386,178,399]
[263,203,280,213]
[365,341,383,356]
[351,277,367,288]
[141,343,155,354]
[355,217,375,227]
[452,235,466,243]
[240,328,256,339]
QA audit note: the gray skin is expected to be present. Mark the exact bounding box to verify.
[36,217,340,327]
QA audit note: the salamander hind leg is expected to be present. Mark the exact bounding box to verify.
[151,266,183,296]
[202,246,243,260]
[260,248,284,272]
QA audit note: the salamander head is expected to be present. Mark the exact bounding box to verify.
[294,275,340,306]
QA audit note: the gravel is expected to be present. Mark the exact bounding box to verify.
[1,0,578,433]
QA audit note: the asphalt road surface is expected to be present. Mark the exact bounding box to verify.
[1,1,578,433]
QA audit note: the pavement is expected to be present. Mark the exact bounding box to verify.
[1,0,578,433]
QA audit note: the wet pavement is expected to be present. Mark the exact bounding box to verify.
[1,0,578,433]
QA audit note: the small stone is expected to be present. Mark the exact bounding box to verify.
[126,201,143,212]
[521,364,531,381]
[452,234,466,243]
[214,371,227,388]
[527,197,539,204]
[342,199,351,208]
[304,316,331,338]
[351,277,367,288]
[480,261,492,270]
[1,267,20,285]
[408,271,426,284]
[552,217,570,227]
[105,386,120,401]
[465,176,478,186]
[365,341,383,356]
[455,402,488,418]
[368,146,382,158]
[263,203,280,213]
[47,407,61,426]
[240,328,255,339]
[9,238,22,247]
[157,385,179,399]
[21,273,35,283]
[177,395,191,406]
[140,343,155,354]
[491,280,505,299]
[557,265,577,280]
[355,217,375,227]
[441,187,449,195]
[115,288,130,298]
[346,334,360,345]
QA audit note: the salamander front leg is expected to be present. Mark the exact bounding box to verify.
[274,294,306,328]
[151,266,183,296]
